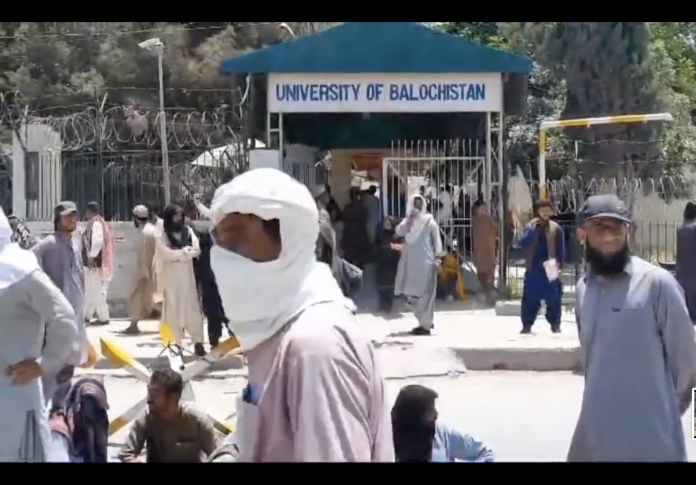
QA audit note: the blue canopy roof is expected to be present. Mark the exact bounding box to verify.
[220,22,532,74]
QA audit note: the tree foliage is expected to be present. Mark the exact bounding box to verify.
[0,22,337,148]
[442,22,696,178]
[2,22,696,178]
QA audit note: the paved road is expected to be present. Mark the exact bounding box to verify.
[103,372,696,462]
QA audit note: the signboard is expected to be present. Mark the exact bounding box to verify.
[267,73,502,113]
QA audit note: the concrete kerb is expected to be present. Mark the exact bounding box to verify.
[369,311,582,373]
[453,347,581,372]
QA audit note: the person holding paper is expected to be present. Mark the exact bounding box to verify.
[517,199,564,334]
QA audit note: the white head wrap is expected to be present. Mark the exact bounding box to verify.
[404,194,433,244]
[210,168,351,351]
[0,207,39,290]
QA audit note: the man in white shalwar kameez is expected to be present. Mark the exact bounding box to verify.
[82,202,113,326]
[0,207,78,462]
[156,204,205,357]
[395,194,444,336]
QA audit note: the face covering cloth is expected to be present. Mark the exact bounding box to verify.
[209,169,352,351]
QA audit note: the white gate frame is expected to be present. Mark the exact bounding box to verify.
[265,94,506,287]
[380,156,485,216]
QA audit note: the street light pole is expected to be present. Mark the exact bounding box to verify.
[156,45,171,206]
[139,37,170,205]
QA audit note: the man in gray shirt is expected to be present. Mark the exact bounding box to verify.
[34,201,86,410]
[569,194,696,462]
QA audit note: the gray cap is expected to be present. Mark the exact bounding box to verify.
[54,201,78,217]
[132,204,149,218]
[577,194,631,225]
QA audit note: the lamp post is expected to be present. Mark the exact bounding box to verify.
[138,37,171,205]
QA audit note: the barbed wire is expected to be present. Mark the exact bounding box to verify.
[521,175,694,214]
[0,90,245,150]
[0,23,280,41]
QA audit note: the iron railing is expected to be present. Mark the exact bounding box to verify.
[503,220,680,297]
[18,148,247,221]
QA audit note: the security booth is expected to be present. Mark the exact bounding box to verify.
[220,22,532,292]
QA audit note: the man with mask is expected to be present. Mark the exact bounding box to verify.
[675,201,696,323]
[156,204,205,357]
[568,194,696,462]
[209,168,393,462]
[34,201,87,409]
[517,199,564,334]
[394,194,444,336]
[125,205,158,335]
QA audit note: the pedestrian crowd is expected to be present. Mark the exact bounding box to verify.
[1,167,696,462]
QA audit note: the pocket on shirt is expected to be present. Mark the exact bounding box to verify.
[232,396,259,460]
[173,441,203,463]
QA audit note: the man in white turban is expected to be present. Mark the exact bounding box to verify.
[209,168,394,462]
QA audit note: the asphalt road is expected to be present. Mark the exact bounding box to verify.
[104,371,696,462]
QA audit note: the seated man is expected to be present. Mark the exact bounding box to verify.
[118,370,218,463]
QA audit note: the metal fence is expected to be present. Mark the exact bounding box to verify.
[1,88,247,218]
[19,147,247,221]
[503,174,692,296]
[504,220,680,298]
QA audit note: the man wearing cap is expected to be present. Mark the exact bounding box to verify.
[125,205,159,335]
[568,194,696,462]
[82,201,113,326]
[33,201,87,409]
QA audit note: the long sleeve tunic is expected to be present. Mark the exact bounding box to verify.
[0,270,77,461]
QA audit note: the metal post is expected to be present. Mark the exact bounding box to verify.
[537,112,673,201]
[497,111,506,291]
[485,112,492,209]
[157,47,171,205]
[538,129,547,199]
[278,113,284,168]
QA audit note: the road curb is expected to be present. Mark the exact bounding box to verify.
[453,346,582,372]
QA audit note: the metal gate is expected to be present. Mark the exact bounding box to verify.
[280,158,324,193]
[381,139,485,255]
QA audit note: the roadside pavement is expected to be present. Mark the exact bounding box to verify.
[82,308,581,385]
[80,315,580,456]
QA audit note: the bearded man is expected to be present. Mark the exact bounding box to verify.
[209,168,393,462]
[156,205,205,357]
[568,194,696,462]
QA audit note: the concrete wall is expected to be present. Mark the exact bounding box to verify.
[12,124,62,220]
[26,221,141,318]
[25,220,212,319]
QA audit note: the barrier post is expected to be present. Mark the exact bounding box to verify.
[537,113,674,200]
